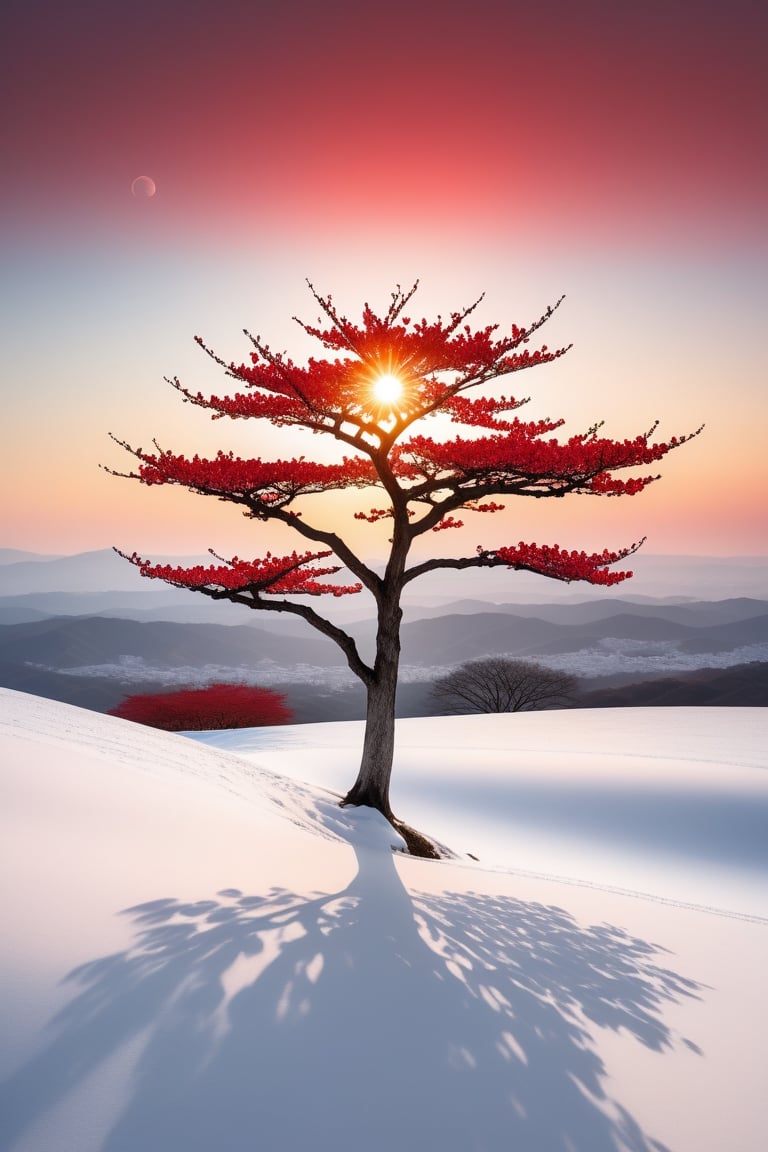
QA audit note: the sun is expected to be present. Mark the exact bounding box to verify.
[372,373,403,405]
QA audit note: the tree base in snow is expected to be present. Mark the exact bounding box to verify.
[339,795,442,858]
[389,818,442,859]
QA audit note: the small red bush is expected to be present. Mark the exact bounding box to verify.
[108,682,292,731]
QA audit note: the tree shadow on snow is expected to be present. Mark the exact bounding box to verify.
[1,848,704,1152]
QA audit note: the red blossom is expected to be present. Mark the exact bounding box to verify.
[490,541,640,585]
[465,501,506,514]
[133,448,376,501]
[116,548,363,597]
[354,508,394,523]
[445,395,562,431]
[588,473,658,496]
[395,428,678,489]
[179,287,571,439]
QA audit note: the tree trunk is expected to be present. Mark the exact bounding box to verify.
[341,599,401,820]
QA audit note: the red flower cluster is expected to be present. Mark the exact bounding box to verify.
[117,549,362,597]
[445,395,563,432]
[464,501,505,514]
[354,507,394,522]
[396,428,676,490]
[588,473,657,496]
[134,449,375,501]
[490,542,639,585]
[178,285,570,440]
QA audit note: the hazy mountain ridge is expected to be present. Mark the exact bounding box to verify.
[0,590,265,626]
[1,547,765,718]
[397,596,768,626]
[0,547,767,604]
[0,548,65,565]
[577,663,768,709]
[2,593,767,636]
[398,610,768,664]
[0,549,212,595]
[1,599,766,719]
[4,605,768,671]
[0,615,340,670]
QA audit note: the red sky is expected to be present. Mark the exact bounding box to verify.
[1,0,767,566]
[4,0,766,245]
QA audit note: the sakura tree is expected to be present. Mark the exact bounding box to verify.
[110,282,699,828]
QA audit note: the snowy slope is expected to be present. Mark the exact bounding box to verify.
[1,688,767,1152]
[195,708,768,918]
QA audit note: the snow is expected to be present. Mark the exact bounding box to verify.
[1,687,766,1151]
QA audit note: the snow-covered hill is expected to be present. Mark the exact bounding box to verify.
[1,688,766,1151]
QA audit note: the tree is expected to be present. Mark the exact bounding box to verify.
[108,682,292,731]
[108,281,700,827]
[430,657,577,715]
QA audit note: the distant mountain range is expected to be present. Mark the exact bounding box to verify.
[577,663,768,709]
[0,548,65,564]
[0,615,339,671]
[397,608,768,665]
[0,547,765,719]
[1,548,767,609]
[0,599,766,718]
[3,601,767,670]
[0,549,208,596]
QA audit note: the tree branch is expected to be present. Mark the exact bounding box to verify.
[177,583,375,687]
[403,554,497,585]
[253,504,384,601]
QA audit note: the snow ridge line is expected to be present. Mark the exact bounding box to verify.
[450,859,768,925]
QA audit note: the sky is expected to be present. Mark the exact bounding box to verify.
[2,0,767,576]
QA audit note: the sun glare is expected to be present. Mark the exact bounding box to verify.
[372,374,403,405]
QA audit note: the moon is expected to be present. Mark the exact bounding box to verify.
[131,176,156,199]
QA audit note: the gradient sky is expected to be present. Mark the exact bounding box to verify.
[2,0,766,576]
